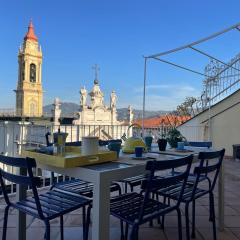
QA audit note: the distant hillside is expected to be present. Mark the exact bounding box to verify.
[43,102,79,117]
[43,102,169,120]
[117,108,169,120]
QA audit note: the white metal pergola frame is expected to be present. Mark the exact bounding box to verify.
[142,22,240,136]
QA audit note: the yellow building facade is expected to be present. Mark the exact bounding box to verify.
[15,20,43,117]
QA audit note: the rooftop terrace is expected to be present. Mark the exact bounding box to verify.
[0,158,240,240]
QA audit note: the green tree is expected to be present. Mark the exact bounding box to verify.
[176,97,197,116]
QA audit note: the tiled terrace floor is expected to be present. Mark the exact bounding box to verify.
[1,158,240,239]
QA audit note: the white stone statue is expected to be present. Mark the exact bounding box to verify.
[89,80,104,108]
[110,90,117,109]
[52,97,61,125]
[128,105,134,124]
[80,87,87,107]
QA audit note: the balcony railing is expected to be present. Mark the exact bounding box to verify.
[0,120,205,198]
[0,121,133,197]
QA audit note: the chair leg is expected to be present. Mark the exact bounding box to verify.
[185,203,190,240]
[125,223,129,240]
[60,216,64,240]
[209,192,213,222]
[130,226,138,240]
[44,220,50,240]
[176,208,182,240]
[149,193,154,227]
[82,206,86,240]
[125,182,128,194]
[85,205,91,240]
[161,196,166,229]
[2,206,9,240]
[191,200,196,238]
[120,220,124,240]
[118,188,122,195]
[156,194,161,225]
[210,193,217,240]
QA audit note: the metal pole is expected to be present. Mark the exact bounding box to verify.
[142,57,147,138]
[147,22,240,58]
[152,57,207,77]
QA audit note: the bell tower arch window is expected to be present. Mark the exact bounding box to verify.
[22,61,25,81]
[30,63,36,82]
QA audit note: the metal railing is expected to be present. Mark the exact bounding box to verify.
[192,54,240,116]
[0,121,205,198]
[0,122,132,197]
[0,108,15,116]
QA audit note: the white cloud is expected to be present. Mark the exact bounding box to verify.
[134,84,197,94]
[134,84,174,93]
[119,84,201,111]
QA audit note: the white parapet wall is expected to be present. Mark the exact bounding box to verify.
[0,121,131,156]
[177,89,240,156]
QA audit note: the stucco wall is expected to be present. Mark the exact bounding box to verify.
[178,89,240,156]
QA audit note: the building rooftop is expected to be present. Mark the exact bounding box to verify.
[134,115,191,128]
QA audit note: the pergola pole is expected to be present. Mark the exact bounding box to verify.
[142,57,147,138]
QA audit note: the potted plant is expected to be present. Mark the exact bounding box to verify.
[144,131,153,151]
[166,128,185,148]
[157,131,167,151]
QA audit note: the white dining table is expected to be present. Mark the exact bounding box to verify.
[17,148,225,240]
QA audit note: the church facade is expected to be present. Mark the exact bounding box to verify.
[15,20,43,117]
[73,76,120,125]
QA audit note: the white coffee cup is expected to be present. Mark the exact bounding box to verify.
[82,137,99,155]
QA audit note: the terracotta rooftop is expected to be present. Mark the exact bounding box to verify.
[134,115,191,128]
[24,19,38,42]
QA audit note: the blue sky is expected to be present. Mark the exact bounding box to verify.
[1,0,240,111]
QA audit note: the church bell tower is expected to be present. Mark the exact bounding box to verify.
[15,20,43,117]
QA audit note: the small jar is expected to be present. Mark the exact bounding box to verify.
[53,144,58,155]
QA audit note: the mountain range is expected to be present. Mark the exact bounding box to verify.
[43,102,169,120]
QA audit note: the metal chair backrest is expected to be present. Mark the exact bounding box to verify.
[0,155,44,219]
[192,149,225,196]
[99,140,109,146]
[65,141,82,146]
[187,141,212,148]
[139,155,193,221]
[109,139,122,144]
[45,132,52,146]
[99,139,122,146]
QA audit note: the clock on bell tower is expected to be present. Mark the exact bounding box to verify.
[15,19,43,117]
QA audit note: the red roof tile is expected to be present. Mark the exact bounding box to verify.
[134,115,191,128]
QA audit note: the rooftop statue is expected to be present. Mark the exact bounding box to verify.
[80,87,87,107]
[110,90,117,109]
[89,80,104,109]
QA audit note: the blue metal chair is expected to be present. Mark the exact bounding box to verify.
[171,141,212,184]
[0,155,91,240]
[110,155,193,240]
[47,138,122,197]
[157,149,225,240]
[186,141,212,148]
[120,174,148,193]
[52,178,122,198]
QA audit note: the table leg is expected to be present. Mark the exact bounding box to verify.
[92,174,111,240]
[218,161,224,231]
[16,167,27,240]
